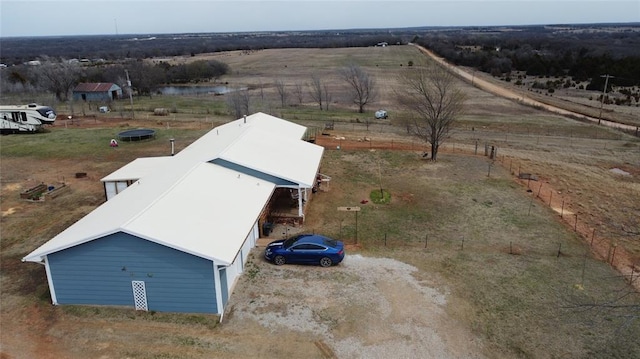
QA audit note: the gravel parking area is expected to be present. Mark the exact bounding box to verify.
[226,249,486,358]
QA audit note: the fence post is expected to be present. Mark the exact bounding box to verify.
[610,244,617,265]
[424,234,428,249]
[591,228,596,246]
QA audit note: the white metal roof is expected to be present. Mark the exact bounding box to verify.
[219,128,323,187]
[100,157,171,182]
[23,113,321,264]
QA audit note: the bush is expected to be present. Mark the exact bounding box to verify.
[370,189,391,204]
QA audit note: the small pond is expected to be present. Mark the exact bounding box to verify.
[157,86,241,96]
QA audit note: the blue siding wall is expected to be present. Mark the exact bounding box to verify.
[48,232,218,313]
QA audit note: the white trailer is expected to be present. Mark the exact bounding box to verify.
[0,104,57,134]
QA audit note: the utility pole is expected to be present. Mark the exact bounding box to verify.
[125,69,135,119]
[598,74,613,125]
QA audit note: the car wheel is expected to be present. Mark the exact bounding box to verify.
[319,257,332,267]
[274,255,286,265]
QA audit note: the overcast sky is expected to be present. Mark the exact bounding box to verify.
[1,0,638,37]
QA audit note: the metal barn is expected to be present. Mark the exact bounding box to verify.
[73,82,122,102]
[23,113,324,316]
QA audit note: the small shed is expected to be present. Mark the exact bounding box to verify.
[73,82,122,102]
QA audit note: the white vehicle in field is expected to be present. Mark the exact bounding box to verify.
[375,109,388,119]
[0,104,56,134]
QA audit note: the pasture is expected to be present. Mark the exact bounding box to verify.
[1,45,639,358]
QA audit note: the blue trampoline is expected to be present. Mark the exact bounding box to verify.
[118,129,156,142]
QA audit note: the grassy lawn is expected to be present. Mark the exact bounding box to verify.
[306,149,639,358]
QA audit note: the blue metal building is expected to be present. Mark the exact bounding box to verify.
[23,113,324,317]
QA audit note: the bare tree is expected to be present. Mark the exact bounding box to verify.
[562,274,640,355]
[340,64,376,113]
[258,80,265,101]
[323,83,332,111]
[397,65,466,161]
[30,57,83,102]
[226,88,251,118]
[308,75,324,110]
[274,79,288,107]
[293,82,304,105]
[125,61,165,98]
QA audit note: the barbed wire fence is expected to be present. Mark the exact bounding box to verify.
[314,130,639,290]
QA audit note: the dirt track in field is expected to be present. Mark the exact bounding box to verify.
[413,44,639,133]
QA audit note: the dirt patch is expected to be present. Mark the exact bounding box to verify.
[230,252,485,358]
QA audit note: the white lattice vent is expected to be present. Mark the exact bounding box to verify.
[131,281,148,311]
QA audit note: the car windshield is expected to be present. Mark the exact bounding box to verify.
[283,235,303,248]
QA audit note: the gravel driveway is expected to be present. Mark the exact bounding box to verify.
[225,249,486,358]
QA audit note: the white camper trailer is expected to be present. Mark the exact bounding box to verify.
[0,104,56,134]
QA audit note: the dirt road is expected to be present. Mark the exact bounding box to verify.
[412,44,638,132]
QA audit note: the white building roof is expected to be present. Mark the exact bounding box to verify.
[101,157,171,182]
[23,113,322,265]
[219,128,323,187]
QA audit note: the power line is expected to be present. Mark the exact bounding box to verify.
[598,74,614,125]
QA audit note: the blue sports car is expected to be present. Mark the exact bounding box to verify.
[264,234,345,267]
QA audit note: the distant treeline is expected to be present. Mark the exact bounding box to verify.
[0,30,406,65]
[413,25,640,89]
[2,24,639,91]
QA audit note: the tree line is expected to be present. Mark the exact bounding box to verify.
[414,26,640,90]
[1,58,230,100]
[0,31,406,66]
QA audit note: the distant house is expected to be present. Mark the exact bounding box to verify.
[73,82,122,102]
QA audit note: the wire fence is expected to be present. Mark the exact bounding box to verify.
[312,134,639,290]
